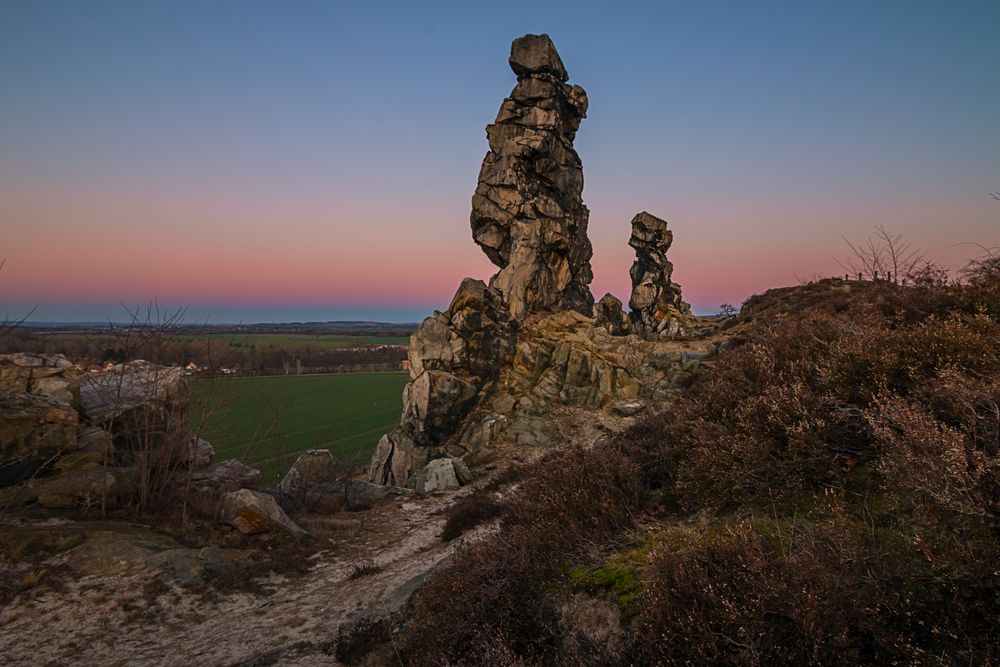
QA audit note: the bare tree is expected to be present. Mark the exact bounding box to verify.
[837,226,926,284]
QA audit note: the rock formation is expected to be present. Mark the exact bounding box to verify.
[371,37,693,489]
[593,293,629,336]
[471,33,594,319]
[628,211,690,337]
[0,354,273,529]
[369,278,514,486]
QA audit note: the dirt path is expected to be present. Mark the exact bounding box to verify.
[0,489,473,667]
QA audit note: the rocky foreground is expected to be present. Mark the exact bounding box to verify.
[1,34,732,665]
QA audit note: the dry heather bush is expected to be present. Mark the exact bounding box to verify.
[441,491,505,542]
[403,444,645,664]
[868,395,998,521]
[625,514,999,665]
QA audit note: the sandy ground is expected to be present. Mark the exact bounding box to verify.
[0,487,474,667]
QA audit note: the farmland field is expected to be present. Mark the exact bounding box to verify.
[23,332,409,352]
[218,332,410,349]
[190,372,408,483]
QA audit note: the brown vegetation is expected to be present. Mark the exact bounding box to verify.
[400,258,1000,665]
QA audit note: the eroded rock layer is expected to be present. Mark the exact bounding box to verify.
[471,33,594,319]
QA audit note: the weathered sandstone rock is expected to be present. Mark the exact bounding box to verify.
[628,211,690,337]
[593,293,629,336]
[369,430,424,487]
[507,311,640,411]
[194,458,261,491]
[0,353,79,405]
[279,448,338,495]
[471,33,594,319]
[80,361,195,467]
[417,458,460,493]
[221,488,306,537]
[0,389,79,487]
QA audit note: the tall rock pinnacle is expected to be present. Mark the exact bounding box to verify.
[628,211,690,337]
[471,33,594,319]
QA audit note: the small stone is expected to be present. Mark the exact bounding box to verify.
[451,458,475,485]
[612,402,645,417]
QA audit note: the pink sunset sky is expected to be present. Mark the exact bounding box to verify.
[2,2,998,323]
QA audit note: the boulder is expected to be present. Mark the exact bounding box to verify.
[593,293,629,336]
[612,401,645,417]
[194,458,261,490]
[279,448,338,495]
[472,33,594,319]
[369,430,424,487]
[0,353,79,406]
[221,488,306,537]
[77,361,198,486]
[417,458,460,494]
[0,389,79,487]
[451,457,475,485]
[628,212,690,337]
[509,33,568,82]
[79,361,185,425]
[187,438,214,469]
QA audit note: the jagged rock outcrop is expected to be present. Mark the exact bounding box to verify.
[370,278,515,486]
[506,311,640,411]
[0,356,248,516]
[628,211,690,338]
[371,34,594,487]
[471,33,594,319]
[1,389,79,487]
[593,293,629,336]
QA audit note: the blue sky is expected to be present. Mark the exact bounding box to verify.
[2,1,998,322]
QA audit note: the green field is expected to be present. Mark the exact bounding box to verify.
[29,332,409,351]
[190,372,408,483]
[217,333,410,349]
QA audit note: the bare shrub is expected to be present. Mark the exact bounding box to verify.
[347,560,383,580]
[441,491,504,542]
[868,395,997,520]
